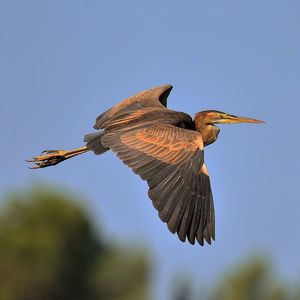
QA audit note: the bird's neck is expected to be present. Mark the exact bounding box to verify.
[194,114,220,146]
[199,125,220,146]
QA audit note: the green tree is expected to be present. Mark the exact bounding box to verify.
[210,258,289,300]
[0,186,149,300]
[91,247,150,300]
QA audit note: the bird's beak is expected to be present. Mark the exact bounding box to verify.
[221,114,265,124]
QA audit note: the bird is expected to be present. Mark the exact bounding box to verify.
[28,84,264,246]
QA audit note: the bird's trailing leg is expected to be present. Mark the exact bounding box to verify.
[27,146,89,169]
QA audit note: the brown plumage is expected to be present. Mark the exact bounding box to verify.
[28,85,264,246]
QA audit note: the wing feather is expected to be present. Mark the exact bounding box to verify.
[94,85,172,129]
[101,124,215,246]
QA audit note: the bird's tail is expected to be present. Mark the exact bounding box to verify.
[83,131,109,155]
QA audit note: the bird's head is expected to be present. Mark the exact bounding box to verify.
[195,110,265,127]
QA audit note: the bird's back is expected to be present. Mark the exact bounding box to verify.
[85,84,194,155]
[91,85,193,133]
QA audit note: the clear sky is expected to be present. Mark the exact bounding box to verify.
[1,1,300,298]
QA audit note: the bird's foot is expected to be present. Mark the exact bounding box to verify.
[27,146,89,169]
[27,150,68,169]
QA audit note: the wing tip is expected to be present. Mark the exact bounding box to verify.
[158,84,173,106]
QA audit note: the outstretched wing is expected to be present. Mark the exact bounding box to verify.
[101,124,215,245]
[94,85,173,129]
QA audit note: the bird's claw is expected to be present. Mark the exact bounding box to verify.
[27,150,67,169]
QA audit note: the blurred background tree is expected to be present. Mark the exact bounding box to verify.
[172,277,193,300]
[170,258,300,300]
[0,186,150,300]
[209,257,300,300]
[1,185,300,300]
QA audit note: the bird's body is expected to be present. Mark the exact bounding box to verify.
[29,85,264,246]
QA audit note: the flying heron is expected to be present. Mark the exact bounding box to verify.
[28,85,264,246]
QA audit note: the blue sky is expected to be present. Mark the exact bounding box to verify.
[1,1,300,298]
